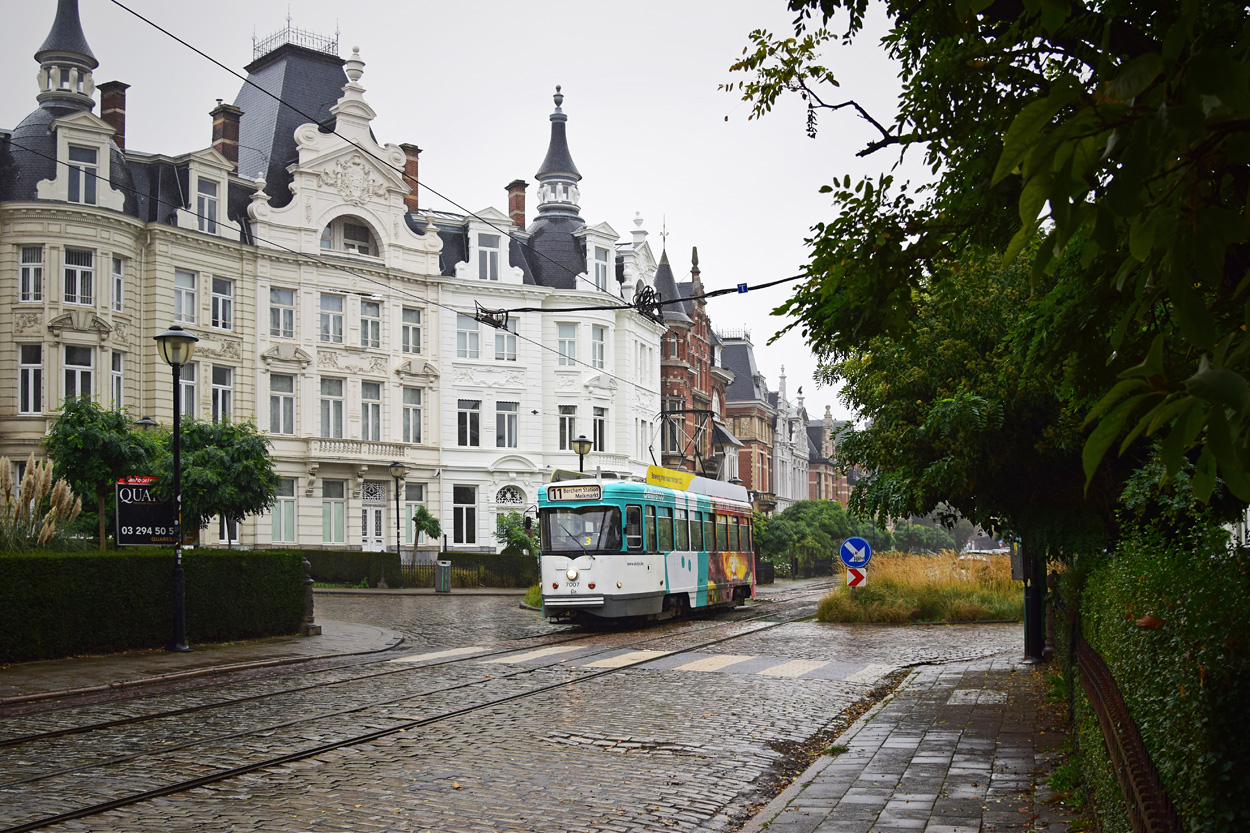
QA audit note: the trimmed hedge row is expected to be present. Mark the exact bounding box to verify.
[301,549,402,588]
[0,549,306,664]
[303,550,539,589]
[1058,536,1250,832]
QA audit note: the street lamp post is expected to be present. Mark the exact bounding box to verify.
[154,324,198,653]
[571,435,593,474]
[389,461,406,558]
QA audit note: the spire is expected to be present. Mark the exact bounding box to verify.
[35,0,98,111]
[534,86,582,218]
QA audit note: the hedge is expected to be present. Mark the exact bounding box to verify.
[1057,536,1250,833]
[303,550,538,588]
[0,548,306,664]
[301,549,402,588]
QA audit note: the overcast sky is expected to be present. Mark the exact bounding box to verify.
[3,0,917,423]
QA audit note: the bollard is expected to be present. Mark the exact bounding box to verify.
[300,558,321,636]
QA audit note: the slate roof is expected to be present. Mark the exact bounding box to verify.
[676,280,696,319]
[808,425,834,464]
[36,0,96,66]
[722,339,769,403]
[655,252,691,325]
[234,43,347,209]
[526,213,586,289]
[535,88,580,181]
[0,106,137,214]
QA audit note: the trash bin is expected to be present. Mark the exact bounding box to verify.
[435,560,452,593]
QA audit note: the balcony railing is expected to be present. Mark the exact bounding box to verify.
[309,438,407,459]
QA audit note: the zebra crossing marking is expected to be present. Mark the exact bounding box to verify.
[389,646,486,664]
[843,663,895,684]
[582,650,672,668]
[757,659,830,678]
[482,645,584,664]
[671,654,756,673]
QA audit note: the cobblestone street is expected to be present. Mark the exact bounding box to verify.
[1,586,1023,832]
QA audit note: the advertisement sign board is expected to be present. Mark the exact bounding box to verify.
[115,476,176,547]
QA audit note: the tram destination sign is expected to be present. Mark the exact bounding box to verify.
[115,476,176,547]
[549,484,602,502]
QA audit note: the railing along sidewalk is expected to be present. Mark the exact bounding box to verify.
[1077,635,1181,833]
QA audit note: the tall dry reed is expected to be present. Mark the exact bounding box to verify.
[0,455,83,551]
[816,550,1022,623]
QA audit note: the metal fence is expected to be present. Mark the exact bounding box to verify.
[1077,635,1181,833]
[400,561,532,589]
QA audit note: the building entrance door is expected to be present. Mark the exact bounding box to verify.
[362,480,387,551]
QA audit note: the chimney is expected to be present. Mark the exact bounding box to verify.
[98,81,129,149]
[506,179,527,228]
[211,100,243,172]
[400,144,421,213]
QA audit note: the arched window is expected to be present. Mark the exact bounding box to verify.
[496,486,525,505]
[320,216,379,257]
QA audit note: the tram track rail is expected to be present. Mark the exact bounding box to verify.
[0,586,837,833]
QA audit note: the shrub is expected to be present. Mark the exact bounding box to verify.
[0,548,305,663]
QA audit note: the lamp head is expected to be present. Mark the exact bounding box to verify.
[571,435,593,457]
[154,324,199,367]
[388,461,407,480]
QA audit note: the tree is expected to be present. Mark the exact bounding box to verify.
[495,511,538,556]
[823,248,1141,558]
[411,504,442,548]
[727,1,1250,502]
[152,419,279,541]
[43,398,157,549]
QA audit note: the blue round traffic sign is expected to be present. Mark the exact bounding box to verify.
[839,536,873,568]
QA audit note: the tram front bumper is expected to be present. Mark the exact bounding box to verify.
[542,595,606,608]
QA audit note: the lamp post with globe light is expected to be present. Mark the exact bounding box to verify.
[572,435,593,474]
[389,461,406,557]
[154,324,198,652]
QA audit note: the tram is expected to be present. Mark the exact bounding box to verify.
[538,466,755,622]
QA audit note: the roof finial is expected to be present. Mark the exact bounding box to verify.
[553,85,564,112]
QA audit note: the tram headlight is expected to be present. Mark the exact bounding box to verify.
[566,568,579,581]
[616,581,622,588]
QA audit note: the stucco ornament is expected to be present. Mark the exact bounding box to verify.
[319,154,387,206]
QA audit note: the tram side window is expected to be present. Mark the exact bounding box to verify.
[675,508,689,550]
[658,507,674,551]
[716,514,729,551]
[626,505,643,552]
[743,519,752,552]
[729,516,740,551]
[704,514,715,552]
[645,505,658,552]
[690,511,703,551]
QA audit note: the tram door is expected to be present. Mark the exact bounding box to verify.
[362,481,386,551]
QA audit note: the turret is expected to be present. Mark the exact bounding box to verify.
[34,0,98,112]
[534,86,582,218]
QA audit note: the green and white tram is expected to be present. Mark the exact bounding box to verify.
[538,466,755,622]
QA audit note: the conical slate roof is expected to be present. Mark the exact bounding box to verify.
[36,0,96,67]
[535,86,581,181]
[654,251,692,325]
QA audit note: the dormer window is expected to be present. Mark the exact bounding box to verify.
[594,247,609,290]
[197,179,218,234]
[67,146,97,205]
[478,234,500,280]
[320,217,378,257]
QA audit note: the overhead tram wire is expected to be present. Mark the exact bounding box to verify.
[105,0,810,324]
[3,139,653,400]
[106,0,624,300]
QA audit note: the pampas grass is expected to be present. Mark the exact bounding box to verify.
[816,551,1022,623]
[0,455,83,551]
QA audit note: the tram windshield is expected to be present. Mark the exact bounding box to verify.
[542,506,623,554]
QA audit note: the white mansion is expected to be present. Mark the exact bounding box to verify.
[0,1,667,552]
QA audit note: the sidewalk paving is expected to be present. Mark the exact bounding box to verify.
[0,618,403,705]
[742,655,1078,833]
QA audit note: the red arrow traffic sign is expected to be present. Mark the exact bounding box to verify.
[846,567,866,587]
